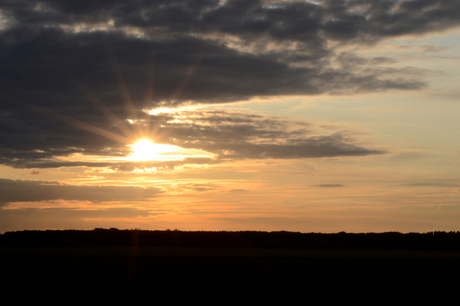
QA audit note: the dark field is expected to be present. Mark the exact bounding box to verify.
[1,229,459,302]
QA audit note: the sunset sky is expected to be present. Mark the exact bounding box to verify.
[1,0,460,233]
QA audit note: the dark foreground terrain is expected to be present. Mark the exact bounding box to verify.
[1,229,459,303]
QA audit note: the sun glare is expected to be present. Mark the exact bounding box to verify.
[127,139,215,161]
[131,139,169,160]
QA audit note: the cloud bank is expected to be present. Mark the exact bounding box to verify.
[0,109,384,168]
[1,0,458,167]
[0,179,162,205]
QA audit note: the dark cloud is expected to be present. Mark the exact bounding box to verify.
[0,109,384,168]
[0,0,457,166]
[0,179,162,204]
[157,110,384,159]
[1,155,222,170]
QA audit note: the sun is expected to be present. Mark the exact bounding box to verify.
[127,139,215,162]
[130,139,173,161]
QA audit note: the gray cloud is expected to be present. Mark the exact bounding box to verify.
[0,0,457,166]
[0,109,384,168]
[175,183,221,192]
[314,184,345,188]
[0,179,162,204]
[403,179,460,188]
[229,189,250,192]
[421,44,449,53]
[1,154,223,170]
[157,110,384,159]
[0,107,384,168]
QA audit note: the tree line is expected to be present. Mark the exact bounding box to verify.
[1,228,460,251]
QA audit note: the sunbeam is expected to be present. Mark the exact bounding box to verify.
[19,42,211,164]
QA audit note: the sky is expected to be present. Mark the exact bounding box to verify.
[1,0,460,233]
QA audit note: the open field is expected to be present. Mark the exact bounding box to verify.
[2,246,460,258]
[1,229,459,302]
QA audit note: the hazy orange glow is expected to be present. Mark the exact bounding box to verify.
[2,0,460,235]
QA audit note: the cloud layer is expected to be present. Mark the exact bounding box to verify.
[1,0,459,166]
[0,109,384,168]
[0,179,161,205]
[155,110,383,159]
